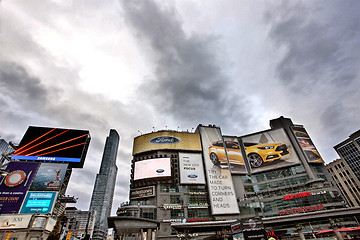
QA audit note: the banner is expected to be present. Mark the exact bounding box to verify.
[291,126,324,163]
[30,163,68,191]
[179,153,206,184]
[241,128,299,173]
[0,214,32,229]
[0,162,40,214]
[199,126,239,215]
[134,158,171,180]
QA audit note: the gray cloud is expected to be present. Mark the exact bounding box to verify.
[120,0,252,132]
[265,1,360,160]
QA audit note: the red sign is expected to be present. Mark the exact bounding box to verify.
[279,204,324,215]
[186,218,212,222]
[284,191,311,200]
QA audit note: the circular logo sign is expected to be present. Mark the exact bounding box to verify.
[156,169,165,173]
[188,174,198,178]
[149,136,181,144]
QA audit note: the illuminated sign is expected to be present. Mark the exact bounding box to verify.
[134,158,171,180]
[163,204,182,210]
[279,204,324,215]
[149,136,180,144]
[185,218,212,222]
[130,186,155,199]
[284,191,311,200]
[0,214,32,229]
[12,126,90,166]
[0,162,40,214]
[30,163,68,191]
[20,191,57,214]
[187,203,209,208]
[133,131,202,155]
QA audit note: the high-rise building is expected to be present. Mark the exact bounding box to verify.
[326,158,360,207]
[90,129,119,239]
[334,130,360,182]
[109,117,360,240]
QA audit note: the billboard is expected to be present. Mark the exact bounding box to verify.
[0,162,40,214]
[12,126,90,166]
[30,163,68,191]
[133,131,202,155]
[0,214,32,229]
[291,126,324,163]
[134,158,171,180]
[199,126,239,215]
[240,128,300,173]
[20,191,57,214]
[179,153,206,184]
[209,136,247,174]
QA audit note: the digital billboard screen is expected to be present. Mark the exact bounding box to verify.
[12,126,90,165]
[291,126,324,163]
[0,162,40,214]
[240,128,300,173]
[134,158,171,180]
[30,163,68,191]
[20,191,57,214]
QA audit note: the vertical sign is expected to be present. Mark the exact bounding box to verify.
[199,126,239,215]
[179,153,206,184]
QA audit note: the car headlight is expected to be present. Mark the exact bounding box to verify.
[258,146,274,150]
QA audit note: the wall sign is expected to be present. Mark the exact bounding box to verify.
[284,191,311,200]
[279,204,324,215]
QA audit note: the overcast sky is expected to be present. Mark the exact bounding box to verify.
[1,0,359,214]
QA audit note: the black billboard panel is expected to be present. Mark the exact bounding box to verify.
[12,126,90,168]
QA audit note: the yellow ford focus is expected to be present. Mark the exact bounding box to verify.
[209,141,290,168]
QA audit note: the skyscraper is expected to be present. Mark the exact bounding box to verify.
[89,129,119,239]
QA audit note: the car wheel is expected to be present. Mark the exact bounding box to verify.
[210,153,220,165]
[248,153,263,168]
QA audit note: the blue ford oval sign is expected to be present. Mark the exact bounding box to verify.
[149,136,181,144]
[156,169,165,173]
[188,174,198,178]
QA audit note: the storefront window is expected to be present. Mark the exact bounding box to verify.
[188,209,210,218]
[171,209,184,219]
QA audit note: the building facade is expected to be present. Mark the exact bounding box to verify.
[90,129,120,239]
[334,130,360,182]
[110,117,360,240]
[326,158,360,207]
[61,207,97,239]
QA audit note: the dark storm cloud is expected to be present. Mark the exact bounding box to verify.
[120,0,251,131]
[265,1,360,160]
[266,1,360,91]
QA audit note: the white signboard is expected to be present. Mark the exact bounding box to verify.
[134,158,171,180]
[0,214,32,229]
[179,153,206,184]
[199,126,239,215]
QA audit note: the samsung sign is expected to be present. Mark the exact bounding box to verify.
[149,136,181,144]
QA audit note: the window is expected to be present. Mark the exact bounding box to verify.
[171,209,184,219]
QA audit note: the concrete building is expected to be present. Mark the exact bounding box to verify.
[109,117,360,240]
[90,129,120,239]
[334,130,360,182]
[61,207,96,239]
[326,158,360,207]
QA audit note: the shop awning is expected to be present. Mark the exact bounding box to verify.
[334,227,354,232]
[316,229,333,234]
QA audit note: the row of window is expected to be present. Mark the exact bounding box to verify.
[244,175,310,192]
[160,185,207,193]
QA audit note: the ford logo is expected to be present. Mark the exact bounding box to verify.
[156,169,165,173]
[188,174,198,178]
[149,136,181,144]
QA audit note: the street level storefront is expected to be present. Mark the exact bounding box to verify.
[108,207,360,240]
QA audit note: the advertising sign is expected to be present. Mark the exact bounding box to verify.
[0,162,40,214]
[134,158,171,180]
[199,126,239,215]
[241,218,267,240]
[209,136,247,174]
[130,186,155,199]
[30,163,68,191]
[241,128,300,173]
[20,191,57,214]
[12,126,90,164]
[291,126,324,163]
[133,132,202,155]
[0,214,32,229]
[179,153,206,184]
